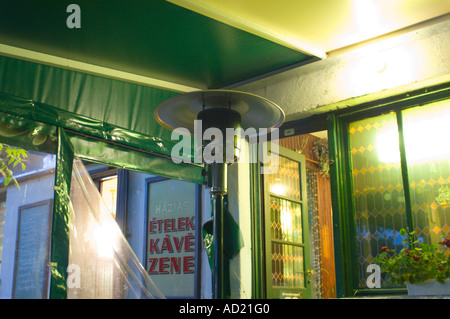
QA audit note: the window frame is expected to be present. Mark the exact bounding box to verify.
[329,83,450,297]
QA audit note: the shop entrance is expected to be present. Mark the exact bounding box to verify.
[266,131,336,299]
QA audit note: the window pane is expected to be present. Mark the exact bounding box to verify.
[267,155,301,201]
[402,100,450,247]
[271,242,305,288]
[270,196,303,243]
[99,177,118,218]
[349,113,408,288]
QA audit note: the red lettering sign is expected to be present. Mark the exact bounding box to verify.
[147,255,195,275]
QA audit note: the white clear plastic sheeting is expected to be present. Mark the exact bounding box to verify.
[67,159,165,299]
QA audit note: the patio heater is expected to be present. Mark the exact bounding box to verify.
[155,90,284,298]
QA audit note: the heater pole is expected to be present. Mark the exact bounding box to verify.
[212,192,224,299]
[209,161,227,299]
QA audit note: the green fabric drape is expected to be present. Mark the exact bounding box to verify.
[49,128,74,299]
[67,132,204,184]
[0,90,179,159]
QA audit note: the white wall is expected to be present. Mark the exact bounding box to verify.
[227,139,252,298]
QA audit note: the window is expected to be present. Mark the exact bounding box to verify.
[345,98,450,290]
[68,160,202,299]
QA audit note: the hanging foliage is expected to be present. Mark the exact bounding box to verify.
[311,139,330,176]
[0,143,27,188]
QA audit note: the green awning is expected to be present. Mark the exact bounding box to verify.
[0,55,203,182]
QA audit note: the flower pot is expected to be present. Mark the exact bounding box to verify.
[406,278,450,296]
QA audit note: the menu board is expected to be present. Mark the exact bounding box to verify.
[146,178,197,298]
[13,200,52,299]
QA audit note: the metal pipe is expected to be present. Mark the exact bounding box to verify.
[209,161,227,299]
[212,192,224,299]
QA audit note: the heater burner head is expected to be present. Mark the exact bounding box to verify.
[155,90,284,135]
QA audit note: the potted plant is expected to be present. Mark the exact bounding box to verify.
[374,228,450,296]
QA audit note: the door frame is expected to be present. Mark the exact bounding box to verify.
[262,143,311,299]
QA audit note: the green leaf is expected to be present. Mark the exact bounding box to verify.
[18,149,27,158]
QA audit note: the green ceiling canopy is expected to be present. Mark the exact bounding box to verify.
[0,0,312,89]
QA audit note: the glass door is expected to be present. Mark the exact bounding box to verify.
[263,144,311,299]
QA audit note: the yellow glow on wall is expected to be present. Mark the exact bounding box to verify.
[342,41,421,98]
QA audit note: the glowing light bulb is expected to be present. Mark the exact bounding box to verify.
[271,183,286,196]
